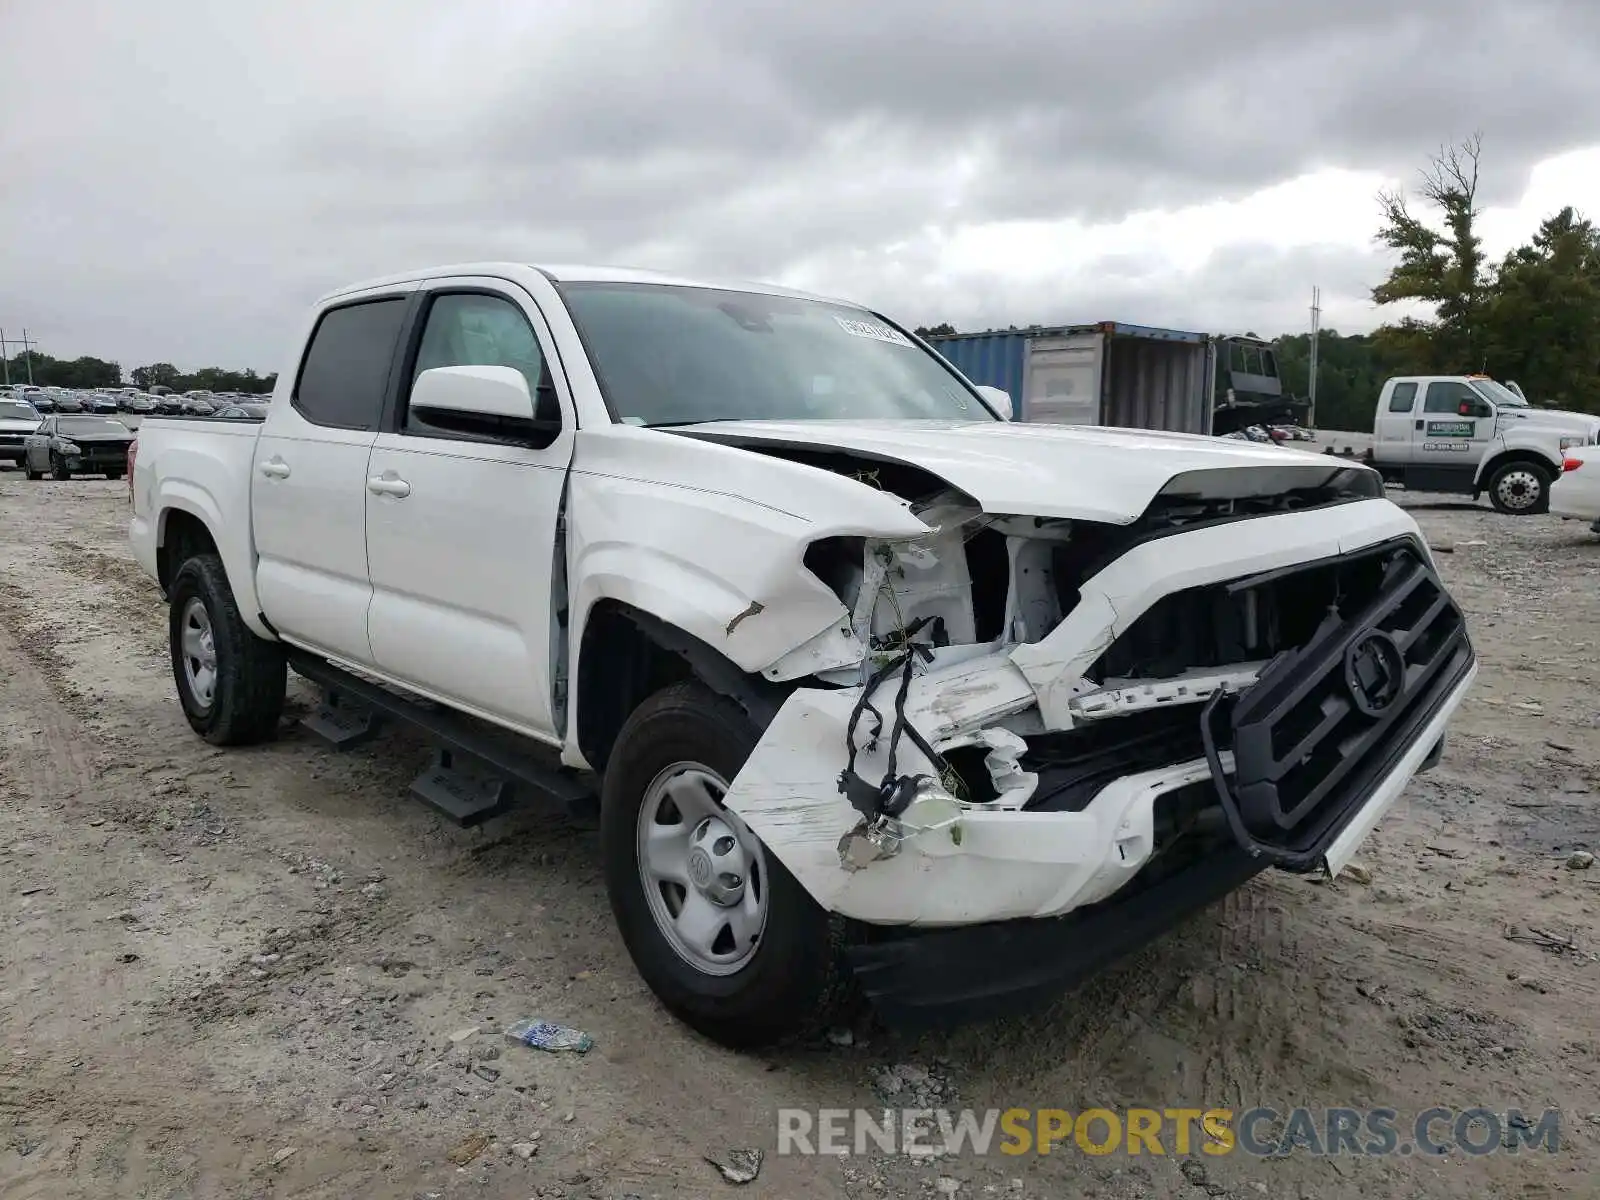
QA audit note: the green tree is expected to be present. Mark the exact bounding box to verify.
[914,323,957,338]
[1481,206,1600,411]
[1372,134,1487,372]
[131,362,182,389]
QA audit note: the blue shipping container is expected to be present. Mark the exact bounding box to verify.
[927,323,1215,435]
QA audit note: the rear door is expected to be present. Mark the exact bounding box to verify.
[1414,380,1494,476]
[363,280,575,741]
[1374,380,1418,464]
[250,290,415,666]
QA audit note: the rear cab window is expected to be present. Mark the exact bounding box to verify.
[293,298,411,430]
[1387,382,1418,413]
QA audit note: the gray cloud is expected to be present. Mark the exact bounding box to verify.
[0,0,1595,370]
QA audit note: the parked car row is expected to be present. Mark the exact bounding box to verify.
[1218,423,1315,444]
[0,384,270,418]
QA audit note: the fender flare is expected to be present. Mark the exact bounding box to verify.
[154,483,270,639]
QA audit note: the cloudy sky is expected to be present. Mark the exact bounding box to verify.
[3,0,1599,373]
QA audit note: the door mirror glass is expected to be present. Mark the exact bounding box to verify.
[411,365,536,422]
[975,384,1013,421]
[1457,398,1492,419]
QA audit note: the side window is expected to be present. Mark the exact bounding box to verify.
[1388,381,1418,413]
[293,297,409,431]
[406,292,560,436]
[1423,381,1477,414]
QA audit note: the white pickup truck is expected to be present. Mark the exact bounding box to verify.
[130,263,1477,1046]
[1370,374,1600,514]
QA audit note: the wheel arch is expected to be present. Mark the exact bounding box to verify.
[154,490,273,639]
[573,599,788,775]
[1474,447,1557,495]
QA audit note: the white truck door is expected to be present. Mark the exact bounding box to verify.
[1374,379,1419,464]
[251,293,413,665]
[363,283,574,742]
[1414,379,1493,486]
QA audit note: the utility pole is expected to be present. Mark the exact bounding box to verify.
[2,328,37,385]
[1307,287,1321,429]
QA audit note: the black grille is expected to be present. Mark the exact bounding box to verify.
[1200,538,1472,868]
[1087,537,1396,682]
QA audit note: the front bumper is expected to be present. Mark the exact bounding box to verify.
[848,839,1268,1028]
[724,506,1474,928]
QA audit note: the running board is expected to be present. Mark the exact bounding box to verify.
[287,649,598,827]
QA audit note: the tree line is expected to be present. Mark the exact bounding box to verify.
[2,352,276,395]
[917,137,1600,432]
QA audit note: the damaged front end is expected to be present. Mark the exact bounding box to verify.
[721,471,1477,930]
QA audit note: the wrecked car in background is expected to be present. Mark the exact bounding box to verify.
[130,263,1477,1047]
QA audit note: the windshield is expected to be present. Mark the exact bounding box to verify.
[57,417,129,436]
[0,401,39,421]
[1471,379,1528,407]
[557,283,993,426]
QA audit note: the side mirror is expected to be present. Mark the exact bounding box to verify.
[412,365,536,421]
[975,385,1013,421]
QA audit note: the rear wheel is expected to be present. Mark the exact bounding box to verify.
[1487,460,1551,515]
[169,553,286,745]
[600,681,845,1047]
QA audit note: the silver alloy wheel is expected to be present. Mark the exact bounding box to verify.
[1495,467,1542,512]
[180,597,219,711]
[636,762,768,976]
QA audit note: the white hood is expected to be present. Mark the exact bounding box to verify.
[673,419,1373,525]
[0,417,39,434]
[1502,407,1600,436]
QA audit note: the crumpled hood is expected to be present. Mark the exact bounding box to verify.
[673,418,1371,524]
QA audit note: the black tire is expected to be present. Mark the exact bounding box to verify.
[168,553,286,745]
[105,468,124,480]
[1486,460,1551,515]
[23,459,41,481]
[600,681,846,1047]
[50,455,70,481]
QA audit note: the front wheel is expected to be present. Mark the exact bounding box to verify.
[105,468,124,480]
[168,553,287,745]
[600,681,846,1047]
[1487,461,1551,515]
[23,458,41,480]
[50,455,70,481]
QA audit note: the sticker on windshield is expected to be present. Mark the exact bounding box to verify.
[1425,420,1475,438]
[834,316,913,347]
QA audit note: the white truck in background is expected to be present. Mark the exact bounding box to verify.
[1370,374,1600,514]
[129,263,1476,1047]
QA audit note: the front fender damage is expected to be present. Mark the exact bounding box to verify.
[721,498,1462,928]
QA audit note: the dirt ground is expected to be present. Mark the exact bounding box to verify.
[2,467,1598,1200]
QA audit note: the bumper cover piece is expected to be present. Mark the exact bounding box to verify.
[848,842,1266,1029]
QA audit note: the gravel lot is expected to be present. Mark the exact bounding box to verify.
[2,466,1598,1200]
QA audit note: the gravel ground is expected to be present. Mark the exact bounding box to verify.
[1,466,1598,1200]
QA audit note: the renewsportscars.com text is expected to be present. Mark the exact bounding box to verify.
[776,1106,1561,1158]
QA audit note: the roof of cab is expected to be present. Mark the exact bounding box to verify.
[319,262,854,308]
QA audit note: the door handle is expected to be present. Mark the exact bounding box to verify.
[259,459,291,479]
[1414,420,1423,430]
[367,476,411,498]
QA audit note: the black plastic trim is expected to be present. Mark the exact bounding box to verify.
[848,844,1267,1029]
[1196,539,1473,870]
[286,648,594,808]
